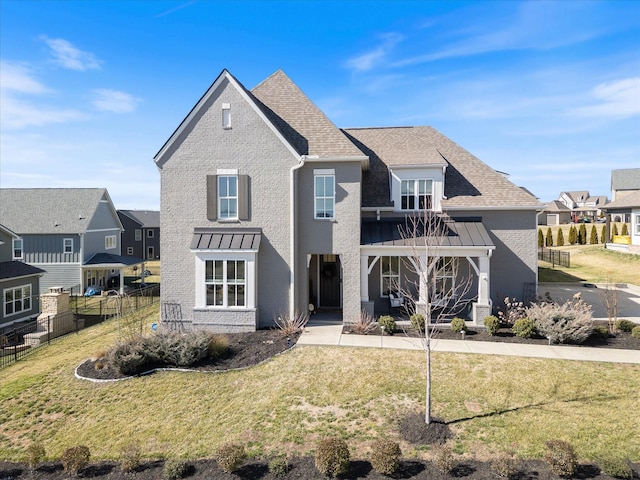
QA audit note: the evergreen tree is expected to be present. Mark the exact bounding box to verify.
[538,228,544,248]
[579,223,587,245]
[601,225,606,244]
[590,225,598,244]
[613,223,619,236]
[569,225,577,245]
[621,223,629,236]
[557,228,564,246]
[546,227,553,247]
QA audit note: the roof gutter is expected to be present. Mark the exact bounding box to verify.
[290,156,306,318]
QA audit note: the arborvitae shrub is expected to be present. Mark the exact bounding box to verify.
[450,317,467,333]
[544,440,577,478]
[163,459,189,479]
[545,227,553,247]
[120,442,142,472]
[601,225,606,243]
[410,313,425,332]
[512,318,536,338]
[622,223,629,235]
[598,457,633,479]
[632,326,640,339]
[569,225,577,245]
[613,223,619,236]
[370,439,402,475]
[483,315,500,335]
[378,315,396,335]
[616,319,635,332]
[61,445,91,476]
[314,437,350,478]
[590,225,598,244]
[556,228,564,246]
[579,223,587,244]
[215,443,246,473]
[538,228,544,247]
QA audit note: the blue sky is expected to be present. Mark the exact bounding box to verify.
[1,0,638,210]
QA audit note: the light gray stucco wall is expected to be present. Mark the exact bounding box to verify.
[159,78,297,330]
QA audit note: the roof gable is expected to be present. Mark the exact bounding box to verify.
[118,210,160,228]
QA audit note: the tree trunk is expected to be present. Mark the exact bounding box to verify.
[425,334,432,424]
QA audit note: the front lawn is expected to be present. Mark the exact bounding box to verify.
[1,304,638,463]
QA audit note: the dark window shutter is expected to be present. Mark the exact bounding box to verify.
[207,175,217,220]
[239,175,250,221]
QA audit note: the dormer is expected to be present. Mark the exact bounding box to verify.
[389,162,447,213]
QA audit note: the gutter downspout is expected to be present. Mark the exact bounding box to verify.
[290,156,306,318]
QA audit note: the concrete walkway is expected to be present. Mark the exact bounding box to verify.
[297,323,640,364]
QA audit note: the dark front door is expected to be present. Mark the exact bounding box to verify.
[319,255,340,307]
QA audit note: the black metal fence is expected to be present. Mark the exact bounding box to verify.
[538,247,570,268]
[71,284,160,315]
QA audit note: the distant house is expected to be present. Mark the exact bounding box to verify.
[538,200,572,226]
[0,224,44,328]
[603,168,640,253]
[0,188,144,295]
[155,69,543,333]
[558,191,608,221]
[117,210,160,260]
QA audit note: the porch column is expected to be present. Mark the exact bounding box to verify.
[418,255,428,304]
[360,255,369,302]
[477,255,490,305]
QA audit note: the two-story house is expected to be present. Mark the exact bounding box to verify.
[558,191,608,222]
[155,69,543,332]
[117,210,161,260]
[0,188,143,295]
[0,224,44,328]
[603,168,640,252]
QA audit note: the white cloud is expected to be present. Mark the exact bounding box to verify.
[0,61,50,94]
[91,89,141,113]
[40,36,101,71]
[345,33,404,72]
[570,78,640,119]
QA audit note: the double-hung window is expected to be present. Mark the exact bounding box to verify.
[314,172,335,219]
[205,259,245,307]
[105,235,116,249]
[63,238,73,253]
[381,256,400,296]
[433,257,455,302]
[218,176,238,220]
[636,214,640,235]
[401,179,433,210]
[12,239,23,260]
[4,285,31,316]
[135,229,142,241]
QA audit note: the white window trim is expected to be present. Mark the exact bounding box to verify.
[194,251,256,310]
[147,229,154,238]
[12,238,23,260]
[135,229,142,241]
[222,102,231,129]
[63,238,73,254]
[433,257,455,303]
[4,284,32,317]
[401,178,433,211]
[380,256,400,298]
[314,173,335,220]
[635,213,640,235]
[105,235,117,250]
[218,175,239,220]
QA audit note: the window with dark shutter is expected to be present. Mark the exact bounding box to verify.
[207,174,250,221]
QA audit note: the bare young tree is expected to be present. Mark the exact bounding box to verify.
[600,282,619,334]
[397,212,474,425]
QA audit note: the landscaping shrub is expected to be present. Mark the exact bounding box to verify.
[569,225,577,245]
[538,228,544,247]
[483,315,500,335]
[579,223,587,245]
[370,439,401,475]
[491,452,518,479]
[208,334,229,359]
[268,455,290,477]
[215,442,246,473]
[590,225,598,244]
[315,437,350,478]
[61,445,91,476]
[120,441,142,472]
[512,318,536,338]
[621,223,628,236]
[591,325,610,339]
[25,441,45,471]
[156,330,212,367]
[432,444,455,473]
[545,227,553,247]
[601,224,606,243]
[616,319,636,333]
[557,228,564,246]
[613,223,619,236]
[450,317,466,333]
[274,309,309,336]
[544,440,577,478]
[498,297,526,325]
[350,311,378,334]
[378,315,396,335]
[598,457,633,479]
[632,326,640,339]
[410,313,425,332]
[163,459,189,479]
[527,294,593,344]
[108,340,149,375]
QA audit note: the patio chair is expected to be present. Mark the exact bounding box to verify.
[388,291,406,314]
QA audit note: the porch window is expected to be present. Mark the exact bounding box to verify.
[4,285,31,316]
[381,256,400,297]
[218,175,238,220]
[12,238,23,260]
[205,260,245,307]
[315,174,335,219]
[433,257,455,302]
[636,214,640,235]
[401,179,433,210]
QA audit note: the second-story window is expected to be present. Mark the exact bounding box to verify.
[63,238,73,253]
[218,175,238,220]
[135,229,142,241]
[105,235,117,250]
[401,179,433,210]
[314,173,335,219]
[12,239,23,260]
[222,103,231,129]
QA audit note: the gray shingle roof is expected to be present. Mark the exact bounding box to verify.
[0,261,45,281]
[251,70,367,160]
[602,191,640,210]
[344,126,542,209]
[118,210,160,228]
[545,200,571,212]
[0,188,112,234]
[611,168,640,191]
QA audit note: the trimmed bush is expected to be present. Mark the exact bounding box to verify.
[484,315,500,335]
[25,441,45,471]
[621,223,628,236]
[410,313,425,332]
[590,225,598,244]
[450,317,467,333]
[569,225,577,245]
[370,439,401,475]
[538,228,544,247]
[432,445,455,473]
[613,223,619,236]
[61,445,91,476]
[512,318,535,338]
[120,442,142,472]
[378,315,396,335]
[527,294,593,344]
[598,457,633,479]
[591,325,610,339]
[544,440,577,478]
[579,223,587,245]
[601,224,606,244]
[545,227,553,247]
[557,228,564,246]
[315,437,350,478]
[616,319,636,333]
[163,459,189,479]
[215,443,246,473]
[632,326,640,339]
[268,455,290,477]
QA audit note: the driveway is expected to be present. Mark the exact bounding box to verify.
[538,282,640,323]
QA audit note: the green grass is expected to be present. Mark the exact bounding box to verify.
[1,304,639,463]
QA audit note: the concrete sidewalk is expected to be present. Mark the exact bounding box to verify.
[297,323,640,364]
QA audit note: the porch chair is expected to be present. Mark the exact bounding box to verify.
[387,291,406,314]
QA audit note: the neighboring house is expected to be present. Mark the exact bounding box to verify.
[610,168,640,222]
[0,224,44,328]
[155,69,543,332]
[603,168,640,253]
[538,201,572,226]
[558,191,608,221]
[117,210,161,260]
[0,188,143,295]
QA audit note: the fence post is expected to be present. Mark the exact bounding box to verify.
[47,316,51,345]
[14,344,18,362]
